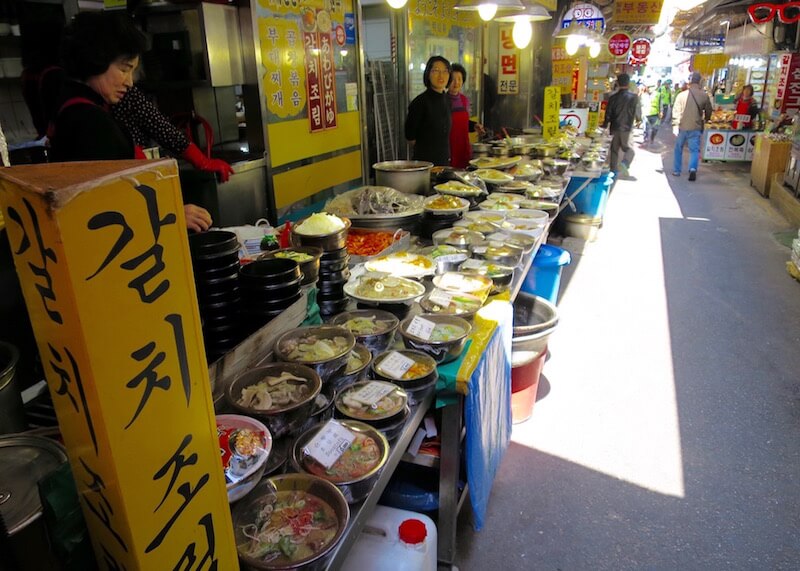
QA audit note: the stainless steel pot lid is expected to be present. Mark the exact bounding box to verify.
[0,435,68,535]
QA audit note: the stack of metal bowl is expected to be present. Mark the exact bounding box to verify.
[189,230,244,361]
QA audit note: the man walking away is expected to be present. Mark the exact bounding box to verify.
[660,79,674,123]
[672,71,713,181]
[602,73,641,179]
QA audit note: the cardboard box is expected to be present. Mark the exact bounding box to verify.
[752,136,792,196]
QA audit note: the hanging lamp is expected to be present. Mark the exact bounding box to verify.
[454,0,525,22]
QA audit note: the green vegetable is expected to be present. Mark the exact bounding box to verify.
[279,536,297,557]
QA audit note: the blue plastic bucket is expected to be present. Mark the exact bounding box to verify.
[568,172,614,218]
[521,245,572,304]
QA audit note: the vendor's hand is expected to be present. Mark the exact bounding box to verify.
[475,122,486,136]
[184,204,212,233]
[182,143,235,183]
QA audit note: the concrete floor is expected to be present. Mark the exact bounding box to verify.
[455,137,800,570]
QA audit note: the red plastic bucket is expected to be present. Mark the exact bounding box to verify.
[510,347,547,424]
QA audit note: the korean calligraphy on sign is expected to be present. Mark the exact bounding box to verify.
[260,17,306,119]
[543,86,561,141]
[551,47,574,96]
[303,10,338,133]
[0,160,237,569]
[780,54,800,113]
[498,25,519,95]
[613,0,663,26]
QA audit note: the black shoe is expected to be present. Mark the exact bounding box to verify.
[688,170,697,181]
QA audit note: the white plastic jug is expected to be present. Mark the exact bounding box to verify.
[341,505,437,571]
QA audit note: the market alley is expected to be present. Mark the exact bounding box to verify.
[456,139,800,570]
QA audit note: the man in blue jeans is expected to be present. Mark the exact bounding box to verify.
[672,71,713,181]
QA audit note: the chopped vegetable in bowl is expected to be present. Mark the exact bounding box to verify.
[273,250,314,263]
[303,431,382,483]
[238,371,314,412]
[341,316,395,335]
[280,334,351,362]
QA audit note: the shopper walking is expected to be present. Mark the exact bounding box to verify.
[671,71,713,182]
[659,79,674,123]
[601,73,640,179]
[639,85,657,146]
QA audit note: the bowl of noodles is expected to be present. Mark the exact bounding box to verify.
[233,473,349,570]
[291,420,390,503]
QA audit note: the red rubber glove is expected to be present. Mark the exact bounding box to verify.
[182,143,235,183]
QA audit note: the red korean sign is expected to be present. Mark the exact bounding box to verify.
[779,53,800,113]
[498,25,519,95]
[303,9,338,134]
[319,30,337,129]
[776,53,794,102]
[628,38,651,65]
[608,32,631,57]
[303,32,324,133]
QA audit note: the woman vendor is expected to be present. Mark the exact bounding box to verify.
[731,84,760,130]
[405,56,452,166]
[50,11,212,232]
[448,63,484,168]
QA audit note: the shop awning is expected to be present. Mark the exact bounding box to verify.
[675,0,756,52]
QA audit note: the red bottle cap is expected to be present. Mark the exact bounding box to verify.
[398,519,427,545]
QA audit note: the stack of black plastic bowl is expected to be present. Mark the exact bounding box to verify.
[317,247,351,315]
[291,217,352,317]
[239,259,303,331]
[419,211,464,242]
[189,231,243,362]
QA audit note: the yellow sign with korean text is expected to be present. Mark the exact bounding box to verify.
[693,53,729,76]
[410,0,477,37]
[543,86,561,141]
[260,17,307,119]
[0,160,236,570]
[587,101,600,133]
[613,0,664,26]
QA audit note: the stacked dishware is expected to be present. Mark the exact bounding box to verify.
[189,230,243,362]
[239,258,303,331]
[317,247,351,315]
[291,215,352,316]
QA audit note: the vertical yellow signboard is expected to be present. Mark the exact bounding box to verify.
[0,160,236,570]
[543,86,561,141]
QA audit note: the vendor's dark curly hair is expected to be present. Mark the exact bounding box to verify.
[61,12,146,80]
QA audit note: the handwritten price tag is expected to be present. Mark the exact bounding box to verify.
[304,420,356,469]
[350,381,396,406]
[435,253,466,263]
[378,351,415,379]
[428,289,453,307]
[406,315,436,340]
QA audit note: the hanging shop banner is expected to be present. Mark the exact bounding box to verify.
[561,2,605,33]
[628,38,651,65]
[607,32,631,58]
[498,25,519,95]
[587,101,600,132]
[304,32,325,132]
[570,68,580,101]
[776,53,800,113]
[613,0,664,26]
[552,46,574,95]
[319,26,338,129]
[543,86,561,140]
[0,160,237,569]
[692,53,729,77]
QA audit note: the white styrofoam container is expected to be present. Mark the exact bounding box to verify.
[341,505,437,571]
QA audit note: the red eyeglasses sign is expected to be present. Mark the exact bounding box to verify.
[749,2,800,24]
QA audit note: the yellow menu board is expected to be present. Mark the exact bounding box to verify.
[0,160,236,570]
[543,86,561,141]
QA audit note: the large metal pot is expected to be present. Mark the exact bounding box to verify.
[0,343,26,435]
[512,294,558,366]
[373,161,433,195]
